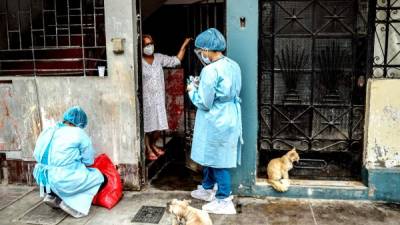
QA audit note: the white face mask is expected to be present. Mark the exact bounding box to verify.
[143,44,154,56]
[201,51,211,65]
[194,48,211,66]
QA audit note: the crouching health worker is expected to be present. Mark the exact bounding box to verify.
[188,28,243,215]
[33,106,106,218]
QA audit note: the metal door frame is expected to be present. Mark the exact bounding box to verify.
[257,0,376,180]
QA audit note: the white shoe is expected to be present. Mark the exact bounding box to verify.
[43,194,61,209]
[59,201,86,218]
[191,185,216,202]
[202,196,236,215]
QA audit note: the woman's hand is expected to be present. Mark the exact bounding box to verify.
[182,38,192,49]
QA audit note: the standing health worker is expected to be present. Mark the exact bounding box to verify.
[188,28,243,215]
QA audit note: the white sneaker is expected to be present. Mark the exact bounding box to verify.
[43,194,61,209]
[191,185,216,202]
[202,196,236,215]
[59,201,86,218]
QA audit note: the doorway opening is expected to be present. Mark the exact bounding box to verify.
[139,0,225,191]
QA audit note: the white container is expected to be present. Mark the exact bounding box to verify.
[98,66,106,77]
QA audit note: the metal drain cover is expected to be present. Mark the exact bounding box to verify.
[132,206,165,224]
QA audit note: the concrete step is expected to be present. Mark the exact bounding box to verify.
[251,178,368,200]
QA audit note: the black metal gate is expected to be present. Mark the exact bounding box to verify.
[258,0,373,180]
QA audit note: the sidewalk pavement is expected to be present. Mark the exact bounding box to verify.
[1,184,400,225]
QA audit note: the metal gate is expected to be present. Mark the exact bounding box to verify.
[258,0,373,180]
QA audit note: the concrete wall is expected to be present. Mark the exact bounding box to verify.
[363,79,400,202]
[0,0,142,189]
[227,0,258,193]
[364,79,400,169]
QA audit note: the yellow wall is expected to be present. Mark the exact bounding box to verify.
[365,79,400,168]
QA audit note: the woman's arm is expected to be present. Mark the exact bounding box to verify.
[159,38,191,68]
[176,38,192,61]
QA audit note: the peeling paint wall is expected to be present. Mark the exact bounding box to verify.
[0,80,42,159]
[0,0,141,189]
[364,79,400,168]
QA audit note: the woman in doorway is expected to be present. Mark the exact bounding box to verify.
[142,34,191,160]
[33,106,106,218]
[187,28,243,215]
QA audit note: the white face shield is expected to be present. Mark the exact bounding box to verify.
[194,48,209,66]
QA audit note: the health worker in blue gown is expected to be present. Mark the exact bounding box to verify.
[33,106,106,218]
[188,28,243,215]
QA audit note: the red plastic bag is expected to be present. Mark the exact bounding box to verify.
[91,154,123,209]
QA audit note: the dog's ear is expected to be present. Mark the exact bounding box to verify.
[290,147,296,152]
[289,150,300,162]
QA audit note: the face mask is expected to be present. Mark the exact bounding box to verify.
[143,44,154,56]
[201,51,211,65]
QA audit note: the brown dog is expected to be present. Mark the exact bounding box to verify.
[267,148,300,192]
[167,199,213,225]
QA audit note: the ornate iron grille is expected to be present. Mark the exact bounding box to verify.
[258,0,372,180]
[0,0,106,76]
[373,0,400,78]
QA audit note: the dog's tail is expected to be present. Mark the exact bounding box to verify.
[267,179,288,192]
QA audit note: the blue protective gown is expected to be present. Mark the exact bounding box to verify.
[188,56,243,168]
[33,123,104,215]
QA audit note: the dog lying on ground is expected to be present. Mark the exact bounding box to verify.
[267,148,300,192]
[166,199,213,225]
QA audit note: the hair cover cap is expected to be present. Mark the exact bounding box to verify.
[63,106,88,128]
[195,28,226,51]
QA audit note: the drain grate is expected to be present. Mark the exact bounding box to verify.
[131,206,165,224]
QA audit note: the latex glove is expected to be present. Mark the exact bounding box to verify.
[192,76,200,88]
[188,76,200,88]
[187,83,195,92]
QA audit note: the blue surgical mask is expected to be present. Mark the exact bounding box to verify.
[201,51,211,65]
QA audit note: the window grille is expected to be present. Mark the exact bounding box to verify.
[373,0,400,78]
[0,0,106,76]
